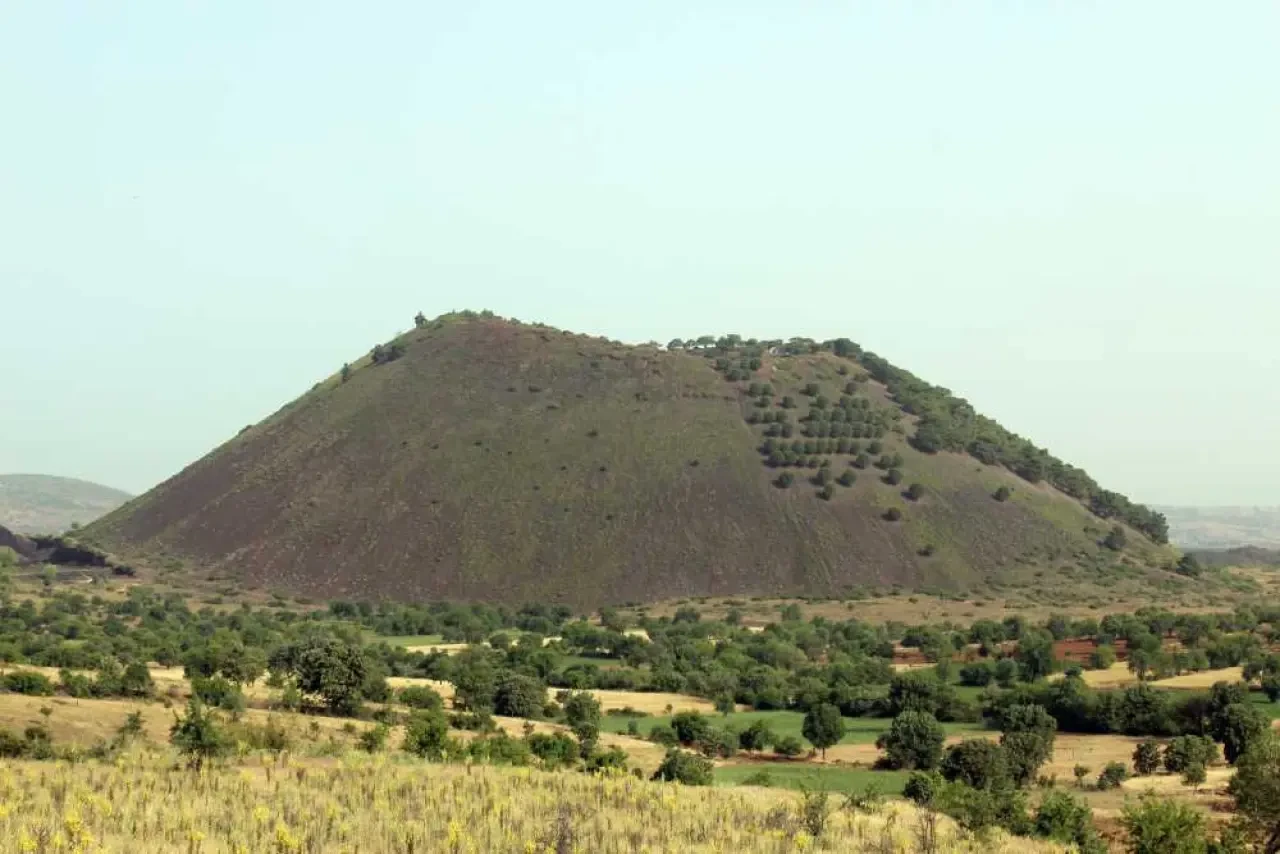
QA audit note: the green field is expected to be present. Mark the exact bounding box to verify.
[600,708,986,746]
[365,633,445,647]
[714,762,912,794]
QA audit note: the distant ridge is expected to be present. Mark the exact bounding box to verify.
[1158,506,1280,549]
[87,311,1176,608]
[0,474,132,535]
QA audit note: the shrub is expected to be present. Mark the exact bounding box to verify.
[398,685,444,710]
[774,735,805,757]
[192,675,245,714]
[1089,644,1117,670]
[1162,736,1216,773]
[1034,791,1105,854]
[941,740,1009,790]
[883,468,904,486]
[818,484,835,501]
[876,711,944,770]
[738,719,774,752]
[403,709,451,760]
[652,749,713,785]
[563,691,602,752]
[358,724,389,753]
[170,699,229,770]
[527,731,579,770]
[1133,739,1161,775]
[837,471,855,487]
[1096,761,1128,790]
[1103,525,1128,551]
[993,486,1012,502]
[905,483,925,501]
[1121,794,1209,854]
[774,473,794,489]
[493,674,545,719]
[883,508,903,522]
[2,671,53,696]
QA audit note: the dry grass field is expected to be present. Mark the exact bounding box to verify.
[0,750,1065,854]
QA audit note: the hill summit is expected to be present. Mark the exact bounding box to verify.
[87,311,1175,607]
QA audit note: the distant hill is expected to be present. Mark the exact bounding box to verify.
[1158,506,1280,549]
[0,474,133,535]
[86,311,1177,608]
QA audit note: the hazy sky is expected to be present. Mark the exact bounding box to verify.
[2,2,1277,505]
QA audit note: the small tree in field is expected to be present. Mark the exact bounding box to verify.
[1133,740,1161,776]
[170,699,229,771]
[876,711,944,770]
[802,704,845,759]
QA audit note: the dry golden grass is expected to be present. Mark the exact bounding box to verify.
[1151,667,1245,690]
[0,750,1065,853]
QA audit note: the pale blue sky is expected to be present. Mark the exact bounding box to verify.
[1,2,1277,505]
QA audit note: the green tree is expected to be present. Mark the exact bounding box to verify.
[1097,761,1129,790]
[1229,732,1280,852]
[738,719,774,752]
[269,635,368,716]
[403,709,451,760]
[999,704,1057,786]
[876,711,944,770]
[1014,629,1058,681]
[493,673,545,719]
[1133,739,1161,775]
[1163,735,1216,774]
[527,732,579,770]
[1121,795,1209,854]
[940,739,1009,790]
[802,703,846,759]
[340,362,351,383]
[169,699,229,771]
[1035,791,1105,854]
[1217,703,1270,764]
[652,749,713,785]
[563,691,602,753]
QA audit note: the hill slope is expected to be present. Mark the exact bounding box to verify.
[0,474,133,534]
[87,312,1176,608]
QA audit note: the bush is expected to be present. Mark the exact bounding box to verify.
[774,735,805,757]
[2,671,53,696]
[882,508,903,522]
[883,468,904,486]
[1034,791,1105,854]
[493,674,545,719]
[1096,761,1128,790]
[358,724,389,753]
[398,685,444,710]
[1133,739,1161,775]
[1089,644,1117,670]
[1121,794,1209,854]
[774,473,794,489]
[404,709,451,760]
[905,483,925,501]
[876,711,944,770]
[941,739,1009,790]
[170,699,229,771]
[1163,735,1216,773]
[527,732,579,769]
[999,704,1056,786]
[652,749,713,785]
[738,719,774,752]
[192,675,245,714]
[993,486,1012,502]
[1103,525,1128,551]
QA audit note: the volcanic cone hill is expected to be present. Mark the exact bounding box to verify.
[86,312,1177,608]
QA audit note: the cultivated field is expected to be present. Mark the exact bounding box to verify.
[0,751,1065,853]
